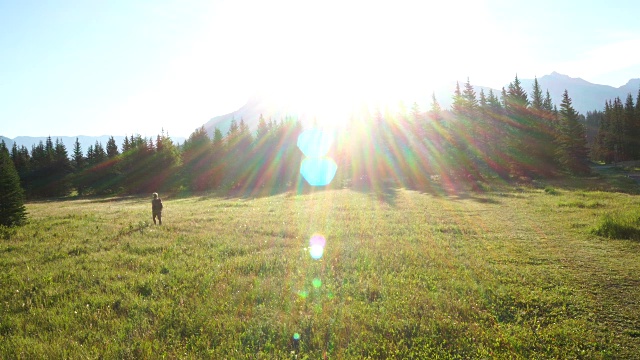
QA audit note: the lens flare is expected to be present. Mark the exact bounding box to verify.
[309,234,326,260]
[293,333,300,341]
[297,129,338,186]
[312,278,322,288]
[297,129,334,157]
[300,157,338,186]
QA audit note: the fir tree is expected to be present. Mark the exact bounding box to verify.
[256,114,269,141]
[636,88,640,123]
[543,90,554,112]
[0,141,27,226]
[213,128,224,149]
[505,75,529,113]
[86,145,95,164]
[72,138,84,170]
[462,78,478,113]
[556,90,589,174]
[122,136,131,152]
[45,136,54,161]
[451,81,464,115]
[156,134,164,152]
[531,77,544,111]
[623,93,637,158]
[410,101,422,128]
[92,141,106,164]
[502,75,532,175]
[51,138,72,196]
[479,89,487,109]
[430,92,442,116]
[182,126,214,191]
[10,143,30,182]
[228,118,239,137]
[72,138,86,196]
[486,89,502,113]
[106,136,120,158]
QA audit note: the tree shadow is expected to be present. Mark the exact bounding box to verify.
[28,193,147,204]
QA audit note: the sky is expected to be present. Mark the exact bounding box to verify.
[1,0,639,138]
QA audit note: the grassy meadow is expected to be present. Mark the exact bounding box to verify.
[2,172,640,358]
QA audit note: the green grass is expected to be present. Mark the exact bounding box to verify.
[2,177,640,358]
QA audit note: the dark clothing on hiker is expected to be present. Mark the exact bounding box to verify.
[152,197,163,225]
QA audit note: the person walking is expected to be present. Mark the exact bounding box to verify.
[152,192,163,225]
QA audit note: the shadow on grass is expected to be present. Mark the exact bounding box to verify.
[30,163,640,206]
[353,184,399,206]
[28,193,148,205]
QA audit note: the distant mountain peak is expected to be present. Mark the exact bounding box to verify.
[623,78,640,88]
[541,71,598,88]
[546,71,579,80]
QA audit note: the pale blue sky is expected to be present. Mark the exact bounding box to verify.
[1,0,639,138]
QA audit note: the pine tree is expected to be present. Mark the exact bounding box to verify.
[479,89,487,109]
[156,134,164,152]
[86,145,95,164]
[500,87,508,109]
[623,93,637,158]
[0,141,27,226]
[483,88,509,178]
[556,90,589,174]
[543,90,554,112]
[531,77,544,111]
[502,75,532,175]
[451,81,464,115]
[92,141,106,164]
[593,105,609,162]
[211,128,225,188]
[506,75,529,113]
[486,89,502,113]
[410,102,421,122]
[430,92,442,117]
[462,78,479,113]
[45,136,54,162]
[151,132,181,191]
[106,136,120,158]
[636,88,640,158]
[182,126,214,191]
[611,97,625,162]
[228,118,239,137]
[51,138,72,196]
[71,138,86,196]
[213,128,224,149]
[238,118,252,149]
[72,138,84,170]
[256,114,269,141]
[636,88,640,123]
[122,136,131,152]
[10,142,30,183]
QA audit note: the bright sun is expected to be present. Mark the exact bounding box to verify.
[244,0,494,131]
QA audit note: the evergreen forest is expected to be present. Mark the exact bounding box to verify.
[5,75,640,200]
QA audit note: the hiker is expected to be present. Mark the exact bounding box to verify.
[152,192,163,225]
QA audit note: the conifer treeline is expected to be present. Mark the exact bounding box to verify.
[334,75,593,189]
[591,89,640,163]
[7,118,302,198]
[5,75,640,199]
